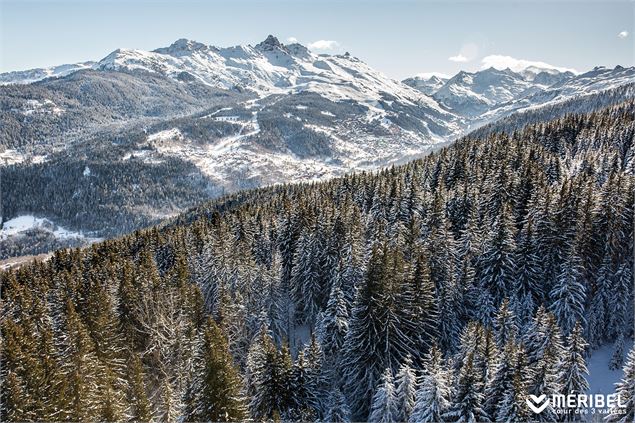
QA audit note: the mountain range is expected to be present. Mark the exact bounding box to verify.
[1,35,633,259]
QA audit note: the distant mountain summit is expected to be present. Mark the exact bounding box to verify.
[404,64,634,124]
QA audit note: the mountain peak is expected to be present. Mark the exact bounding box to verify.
[153,38,211,56]
[255,35,287,52]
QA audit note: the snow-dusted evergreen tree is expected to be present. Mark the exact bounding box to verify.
[443,352,490,423]
[494,298,518,348]
[478,203,517,302]
[291,226,327,324]
[246,327,293,420]
[184,319,246,422]
[587,254,612,348]
[404,251,439,351]
[549,251,586,335]
[609,263,632,341]
[325,388,351,423]
[558,322,589,421]
[495,345,530,423]
[340,244,417,419]
[514,218,543,308]
[438,269,464,353]
[288,350,319,421]
[316,274,349,361]
[521,309,563,421]
[368,368,398,423]
[410,345,451,423]
[606,346,635,423]
[394,356,417,422]
[473,327,499,399]
[484,339,517,419]
[609,332,625,371]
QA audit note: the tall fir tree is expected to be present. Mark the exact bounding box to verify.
[368,368,398,423]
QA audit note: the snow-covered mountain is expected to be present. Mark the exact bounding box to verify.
[482,65,635,123]
[95,36,456,126]
[402,74,448,96]
[427,67,560,117]
[1,35,465,184]
[404,65,633,124]
[0,61,96,85]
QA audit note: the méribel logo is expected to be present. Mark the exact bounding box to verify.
[527,394,549,414]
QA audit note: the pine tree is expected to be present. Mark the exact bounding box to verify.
[549,251,586,335]
[606,346,635,423]
[558,322,589,422]
[325,388,351,423]
[394,357,417,422]
[410,345,451,423]
[494,298,518,348]
[443,352,490,423]
[368,368,398,423]
[609,332,625,371]
[185,318,246,422]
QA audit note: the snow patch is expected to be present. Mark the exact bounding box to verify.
[0,149,48,166]
[147,128,183,142]
[586,339,634,395]
[1,215,100,242]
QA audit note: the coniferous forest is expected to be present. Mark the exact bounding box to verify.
[1,100,634,422]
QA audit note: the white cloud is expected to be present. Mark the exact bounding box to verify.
[448,54,469,63]
[481,54,578,74]
[414,72,451,80]
[286,37,299,43]
[618,30,629,39]
[308,40,340,50]
[447,42,479,63]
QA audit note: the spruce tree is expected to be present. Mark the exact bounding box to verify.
[410,345,451,423]
[340,244,417,419]
[185,318,246,422]
[558,322,589,422]
[606,346,635,423]
[549,251,586,335]
[494,298,518,348]
[394,357,417,422]
[368,368,398,423]
[443,352,490,423]
[127,353,152,422]
[325,388,352,423]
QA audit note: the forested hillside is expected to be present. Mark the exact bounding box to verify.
[1,100,634,422]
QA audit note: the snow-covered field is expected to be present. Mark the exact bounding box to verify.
[1,215,101,242]
[0,149,48,166]
[586,339,633,395]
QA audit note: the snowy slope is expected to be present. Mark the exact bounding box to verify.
[430,67,553,117]
[404,64,634,125]
[95,36,455,124]
[0,62,96,85]
[402,74,448,96]
[482,65,635,123]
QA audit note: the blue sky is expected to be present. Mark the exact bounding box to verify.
[1,0,632,78]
